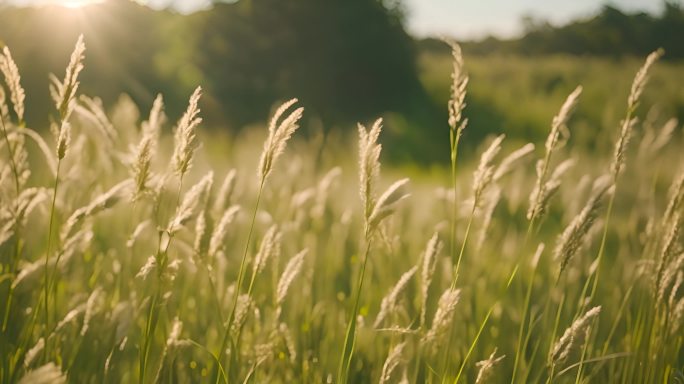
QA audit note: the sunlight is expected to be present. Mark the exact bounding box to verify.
[52,0,103,8]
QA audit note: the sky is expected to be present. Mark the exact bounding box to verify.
[1,0,665,39]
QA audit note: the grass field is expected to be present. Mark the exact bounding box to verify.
[0,37,683,383]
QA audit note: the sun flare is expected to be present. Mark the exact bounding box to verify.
[52,0,103,8]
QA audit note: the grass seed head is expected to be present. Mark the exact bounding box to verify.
[0,46,25,122]
[550,306,601,368]
[258,98,304,182]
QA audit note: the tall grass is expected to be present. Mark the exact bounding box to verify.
[0,36,682,384]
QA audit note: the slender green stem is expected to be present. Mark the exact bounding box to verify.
[42,159,62,361]
[511,239,539,384]
[337,240,372,384]
[439,202,476,381]
[451,203,475,288]
[587,190,616,303]
[454,306,494,383]
[1,117,22,333]
[215,179,264,383]
[449,128,460,276]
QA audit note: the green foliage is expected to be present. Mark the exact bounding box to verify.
[1,35,684,384]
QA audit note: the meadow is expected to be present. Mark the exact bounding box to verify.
[0,35,683,384]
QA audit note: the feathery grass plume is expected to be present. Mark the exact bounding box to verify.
[358,118,383,220]
[56,121,71,159]
[171,86,202,177]
[278,322,298,362]
[627,49,664,112]
[50,34,85,121]
[668,272,683,310]
[550,306,601,368]
[208,205,240,257]
[374,266,417,328]
[421,287,461,350]
[473,134,505,203]
[657,252,683,306]
[0,86,9,122]
[55,302,87,332]
[77,95,116,143]
[61,179,133,242]
[276,249,307,308]
[258,98,304,183]
[166,317,184,349]
[528,86,582,222]
[127,220,151,248]
[420,233,443,326]
[252,225,281,276]
[475,348,505,384]
[312,166,342,219]
[2,187,47,226]
[555,175,613,277]
[24,338,45,368]
[493,143,535,181]
[167,171,213,234]
[136,256,157,280]
[610,117,637,177]
[131,133,155,200]
[379,342,406,384]
[639,118,677,157]
[367,178,410,232]
[444,38,468,137]
[213,169,237,213]
[18,363,67,384]
[81,287,103,335]
[193,209,207,255]
[143,93,165,140]
[231,294,253,334]
[528,158,576,222]
[476,187,502,252]
[13,228,92,291]
[663,168,684,227]
[0,46,25,122]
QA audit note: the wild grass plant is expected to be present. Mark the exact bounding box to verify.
[0,36,682,384]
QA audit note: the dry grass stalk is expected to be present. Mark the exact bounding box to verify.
[550,306,601,368]
[61,180,133,242]
[627,49,664,111]
[258,98,304,183]
[493,143,535,181]
[76,95,116,143]
[167,171,213,234]
[131,133,155,200]
[213,169,237,213]
[528,86,582,222]
[374,265,417,328]
[18,363,66,384]
[475,348,505,384]
[0,46,25,122]
[554,176,613,277]
[276,249,307,309]
[444,38,468,136]
[358,118,383,221]
[420,233,443,327]
[252,225,281,276]
[473,134,504,203]
[379,342,406,384]
[421,287,460,350]
[208,205,241,258]
[368,178,410,232]
[171,86,202,177]
[50,34,85,121]
[143,94,165,140]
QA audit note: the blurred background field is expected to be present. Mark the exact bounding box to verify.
[1,1,684,383]
[1,0,683,163]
